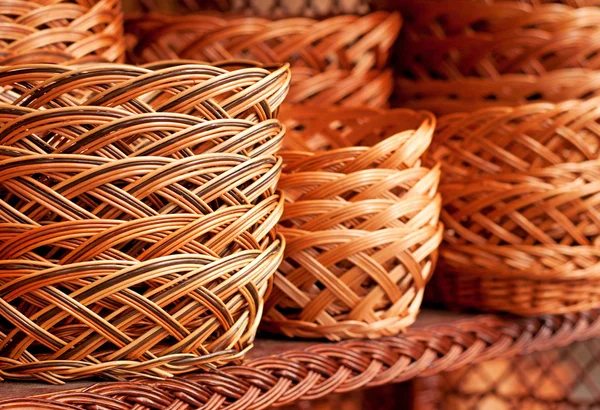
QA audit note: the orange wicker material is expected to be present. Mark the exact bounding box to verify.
[0,0,125,65]
[126,12,401,107]
[396,70,600,115]
[261,106,443,340]
[396,0,600,81]
[0,61,290,382]
[430,98,600,315]
[122,0,372,16]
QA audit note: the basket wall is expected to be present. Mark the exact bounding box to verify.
[0,61,290,382]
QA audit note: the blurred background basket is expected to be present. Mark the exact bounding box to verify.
[0,0,125,65]
[126,11,401,107]
[429,98,600,315]
[262,106,443,340]
[0,61,290,382]
[395,0,600,81]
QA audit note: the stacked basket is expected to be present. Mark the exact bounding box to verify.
[0,61,290,381]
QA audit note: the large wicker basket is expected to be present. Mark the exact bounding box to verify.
[0,61,290,382]
[396,70,600,115]
[396,0,600,81]
[126,12,401,107]
[262,106,443,340]
[0,0,125,65]
[430,98,600,315]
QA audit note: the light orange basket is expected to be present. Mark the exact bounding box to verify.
[396,0,600,81]
[430,98,600,315]
[0,0,125,65]
[262,106,443,340]
[0,61,290,382]
[126,12,401,107]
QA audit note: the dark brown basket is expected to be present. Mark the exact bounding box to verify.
[430,98,600,315]
[0,61,290,382]
[262,106,443,340]
[396,69,600,115]
[0,0,125,65]
[126,12,401,107]
[396,0,600,81]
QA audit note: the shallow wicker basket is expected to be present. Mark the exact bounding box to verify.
[396,70,600,115]
[126,12,401,107]
[0,61,290,382]
[262,106,443,340]
[396,0,600,81]
[430,98,600,315]
[0,0,125,65]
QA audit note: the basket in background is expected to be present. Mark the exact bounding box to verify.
[0,61,290,382]
[262,106,442,340]
[126,12,401,107]
[0,0,125,65]
[430,98,600,315]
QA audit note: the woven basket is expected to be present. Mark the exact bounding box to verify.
[122,0,372,16]
[262,106,443,340]
[396,69,600,115]
[0,61,290,382]
[396,0,600,81]
[0,0,125,65]
[430,98,600,315]
[126,12,401,107]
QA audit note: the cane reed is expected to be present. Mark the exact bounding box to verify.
[430,97,600,315]
[0,0,125,65]
[262,106,443,340]
[0,61,290,382]
[126,12,401,107]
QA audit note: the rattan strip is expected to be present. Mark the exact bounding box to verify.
[2,310,600,409]
[0,0,125,65]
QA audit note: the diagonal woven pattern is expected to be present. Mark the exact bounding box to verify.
[4,310,600,409]
[429,98,600,315]
[125,12,401,107]
[0,0,125,65]
[396,69,600,115]
[396,0,600,81]
[262,106,443,340]
[0,61,290,382]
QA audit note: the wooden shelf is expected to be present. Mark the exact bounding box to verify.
[2,309,600,408]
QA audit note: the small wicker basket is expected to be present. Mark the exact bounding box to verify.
[430,98,600,315]
[0,61,290,382]
[0,0,125,65]
[396,0,600,81]
[396,70,600,115]
[126,12,401,107]
[262,106,443,340]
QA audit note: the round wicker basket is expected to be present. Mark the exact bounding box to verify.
[396,69,600,115]
[396,0,600,81]
[0,61,290,382]
[430,98,600,315]
[262,106,443,340]
[126,12,401,107]
[0,0,125,65]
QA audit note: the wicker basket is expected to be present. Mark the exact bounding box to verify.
[0,61,290,382]
[396,0,600,81]
[0,0,125,65]
[126,12,401,107]
[430,98,600,315]
[396,70,600,115]
[122,0,372,16]
[262,106,443,340]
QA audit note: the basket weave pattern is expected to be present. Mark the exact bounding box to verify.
[397,0,600,81]
[126,12,401,107]
[0,0,125,65]
[263,107,443,340]
[0,62,290,382]
[431,98,600,315]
